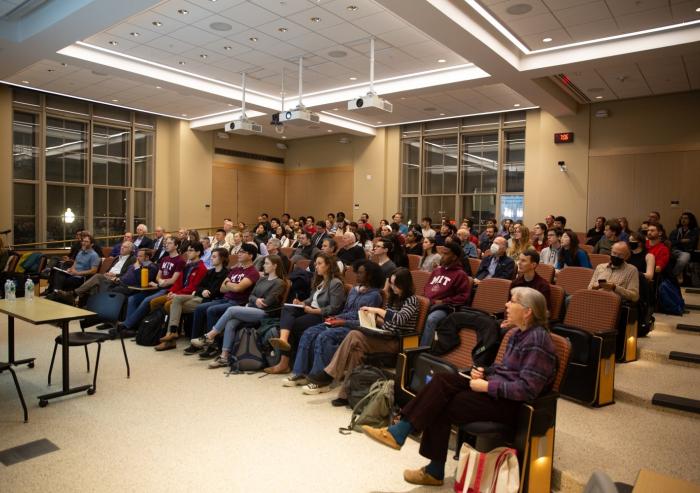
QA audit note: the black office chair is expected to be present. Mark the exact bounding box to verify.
[1,362,29,422]
[82,292,130,378]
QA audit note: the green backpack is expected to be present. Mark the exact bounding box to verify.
[339,379,394,434]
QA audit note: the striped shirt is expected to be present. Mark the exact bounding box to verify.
[486,326,557,402]
[383,295,420,334]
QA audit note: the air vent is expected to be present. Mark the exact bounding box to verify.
[552,74,592,104]
[214,147,284,164]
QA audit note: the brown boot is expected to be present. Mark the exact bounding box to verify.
[264,364,291,374]
[160,331,179,342]
[154,340,176,351]
[403,468,443,486]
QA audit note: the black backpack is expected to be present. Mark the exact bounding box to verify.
[227,326,266,373]
[342,365,393,408]
[432,309,502,367]
[256,318,282,368]
[136,308,167,346]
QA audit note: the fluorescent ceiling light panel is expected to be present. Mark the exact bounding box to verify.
[189,109,267,129]
[463,0,700,55]
[318,113,376,136]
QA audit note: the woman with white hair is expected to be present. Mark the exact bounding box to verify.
[362,287,557,487]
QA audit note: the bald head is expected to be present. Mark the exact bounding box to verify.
[611,241,630,260]
[493,236,507,255]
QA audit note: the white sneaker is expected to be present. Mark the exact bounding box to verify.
[191,336,210,348]
[208,356,228,369]
[282,375,308,387]
[302,383,331,395]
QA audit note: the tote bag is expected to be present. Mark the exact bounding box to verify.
[454,442,519,493]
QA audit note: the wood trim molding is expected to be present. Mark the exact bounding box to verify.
[213,160,286,175]
[285,165,354,175]
[589,144,700,157]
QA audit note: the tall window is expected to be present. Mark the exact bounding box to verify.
[11,88,155,247]
[399,111,526,228]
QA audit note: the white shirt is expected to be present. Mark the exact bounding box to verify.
[109,255,130,276]
[422,228,436,239]
[540,246,560,266]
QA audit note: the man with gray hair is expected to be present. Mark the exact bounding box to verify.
[255,237,291,273]
[588,241,639,302]
[64,241,136,303]
[133,223,153,250]
[337,231,366,267]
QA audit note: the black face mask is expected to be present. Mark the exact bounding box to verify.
[610,255,624,267]
[628,241,639,250]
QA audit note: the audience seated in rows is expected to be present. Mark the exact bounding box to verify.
[557,229,592,269]
[66,241,136,304]
[474,237,516,283]
[588,241,639,302]
[47,234,101,295]
[593,219,620,255]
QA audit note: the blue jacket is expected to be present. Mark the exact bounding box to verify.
[336,286,383,328]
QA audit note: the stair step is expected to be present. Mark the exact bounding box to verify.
[652,393,700,415]
[669,351,700,364]
[684,288,700,295]
[637,329,700,367]
[676,324,700,333]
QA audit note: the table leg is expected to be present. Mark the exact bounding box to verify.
[7,315,35,369]
[37,320,91,406]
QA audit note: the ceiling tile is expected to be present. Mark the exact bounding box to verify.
[248,0,315,16]
[287,31,337,51]
[316,22,369,44]
[565,18,620,42]
[180,46,228,64]
[151,0,214,23]
[219,2,279,27]
[638,56,690,94]
[507,12,563,36]
[670,0,700,21]
[377,27,430,47]
[105,23,162,43]
[185,0,247,13]
[191,14,249,36]
[171,25,222,46]
[543,0,599,9]
[148,35,196,55]
[350,10,409,36]
[255,18,312,40]
[209,39,252,56]
[287,5,346,30]
[83,32,141,52]
[683,52,700,90]
[486,0,551,21]
[616,7,673,32]
[320,0,384,19]
[604,0,669,17]
[127,12,188,35]
[595,64,651,98]
[554,1,611,27]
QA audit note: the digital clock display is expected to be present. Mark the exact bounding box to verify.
[554,132,574,144]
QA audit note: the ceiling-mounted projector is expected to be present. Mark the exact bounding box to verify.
[348,92,392,112]
[272,108,320,126]
[224,119,262,135]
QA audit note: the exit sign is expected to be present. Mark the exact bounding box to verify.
[554,132,574,144]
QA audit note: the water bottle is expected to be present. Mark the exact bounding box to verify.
[3,280,9,300]
[8,280,16,301]
[25,278,34,301]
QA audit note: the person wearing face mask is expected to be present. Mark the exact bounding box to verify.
[588,242,639,303]
[474,236,516,285]
[628,232,655,282]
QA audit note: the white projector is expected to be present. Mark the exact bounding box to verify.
[348,92,393,112]
[224,119,262,135]
[274,108,320,126]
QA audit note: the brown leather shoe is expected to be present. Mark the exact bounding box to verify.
[263,364,291,374]
[160,331,178,342]
[403,468,444,486]
[361,426,401,450]
[268,337,291,352]
[154,340,176,351]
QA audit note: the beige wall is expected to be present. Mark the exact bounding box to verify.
[524,91,700,232]
[0,85,12,240]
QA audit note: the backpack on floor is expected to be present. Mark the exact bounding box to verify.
[657,278,685,316]
[342,365,393,408]
[228,326,266,373]
[256,317,281,368]
[339,379,394,434]
[135,308,167,346]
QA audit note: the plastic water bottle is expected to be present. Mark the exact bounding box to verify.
[25,278,34,301]
[8,280,16,301]
[3,280,9,300]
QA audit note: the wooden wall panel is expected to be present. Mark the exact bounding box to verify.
[284,167,354,219]
[211,165,237,226]
[236,166,285,226]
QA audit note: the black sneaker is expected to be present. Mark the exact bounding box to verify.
[331,397,350,407]
[198,344,220,360]
[183,344,202,355]
[307,371,334,386]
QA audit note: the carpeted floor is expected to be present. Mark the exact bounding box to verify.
[0,318,457,493]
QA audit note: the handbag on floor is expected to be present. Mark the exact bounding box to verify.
[454,443,519,493]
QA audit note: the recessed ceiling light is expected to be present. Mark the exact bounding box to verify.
[227,103,234,107]
[200,54,208,59]
[210,22,232,31]
[400,97,406,100]
[310,16,321,22]
[513,103,520,107]
[542,37,552,43]
[249,36,258,42]
[47,68,55,72]
[130,32,140,37]
[349,76,357,80]
[333,108,339,111]
[278,27,288,33]
[327,129,333,132]
[595,95,603,99]
[21,80,29,84]
[181,113,187,117]
[376,121,382,124]
[177,9,189,15]
[696,7,700,12]
[282,136,287,139]
[437,58,446,63]
[155,86,162,89]
[223,45,232,50]
[112,99,119,102]
[152,21,162,27]
[439,113,445,116]
[178,61,186,65]
[347,5,358,11]
[108,40,119,46]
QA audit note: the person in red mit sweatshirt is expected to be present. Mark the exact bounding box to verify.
[150,241,208,350]
[420,241,471,346]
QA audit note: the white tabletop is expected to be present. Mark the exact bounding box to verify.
[0,297,95,325]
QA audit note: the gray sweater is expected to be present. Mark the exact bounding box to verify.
[247,276,285,314]
[303,277,346,317]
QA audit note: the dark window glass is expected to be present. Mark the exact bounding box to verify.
[12,112,39,180]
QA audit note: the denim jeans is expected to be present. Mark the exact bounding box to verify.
[123,289,166,329]
[214,306,267,353]
[190,298,229,339]
[420,309,449,347]
[292,324,351,376]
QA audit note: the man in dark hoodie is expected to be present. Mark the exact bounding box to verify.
[420,242,471,346]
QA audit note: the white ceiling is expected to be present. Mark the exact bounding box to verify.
[0,0,699,139]
[478,0,700,51]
